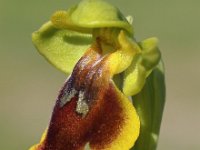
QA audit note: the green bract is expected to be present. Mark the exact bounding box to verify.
[132,61,165,150]
[123,38,161,96]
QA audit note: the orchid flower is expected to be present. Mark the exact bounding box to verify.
[29,0,165,150]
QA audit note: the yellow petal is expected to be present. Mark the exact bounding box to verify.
[123,38,161,96]
[105,30,140,76]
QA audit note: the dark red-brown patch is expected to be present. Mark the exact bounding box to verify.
[89,83,124,149]
[38,41,125,150]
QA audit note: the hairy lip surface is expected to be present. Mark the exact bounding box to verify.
[42,42,125,150]
[32,40,140,150]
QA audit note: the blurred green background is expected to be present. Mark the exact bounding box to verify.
[0,0,199,149]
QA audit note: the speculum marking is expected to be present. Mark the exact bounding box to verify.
[76,91,89,117]
[60,88,77,107]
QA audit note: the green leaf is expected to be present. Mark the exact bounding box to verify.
[32,22,92,74]
[51,0,133,34]
[123,37,161,96]
[131,60,166,150]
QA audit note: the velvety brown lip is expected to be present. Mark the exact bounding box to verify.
[39,41,126,150]
[42,83,124,150]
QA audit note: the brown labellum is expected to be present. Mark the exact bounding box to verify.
[39,42,126,150]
